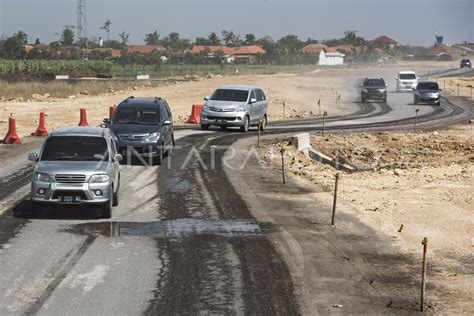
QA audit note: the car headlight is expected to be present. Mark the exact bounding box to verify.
[237,104,246,112]
[89,174,110,183]
[362,88,368,93]
[35,172,50,182]
[143,132,160,143]
[379,89,386,93]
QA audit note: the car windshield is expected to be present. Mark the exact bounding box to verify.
[400,74,416,80]
[114,107,160,125]
[41,136,108,161]
[211,89,249,102]
[364,79,385,87]
[417,82,439,90]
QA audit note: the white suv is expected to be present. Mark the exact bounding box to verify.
[395,71,419,92]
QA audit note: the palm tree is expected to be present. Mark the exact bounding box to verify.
[244,34,256,45]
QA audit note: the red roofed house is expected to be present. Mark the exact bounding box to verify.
[127,45,167,54]
[301,44,329,54]
[318,48,345,66]
[192,45,265,64]
[230,46,265,64]
[371,36,398,48]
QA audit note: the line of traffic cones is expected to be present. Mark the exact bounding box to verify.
[2,108,98,144]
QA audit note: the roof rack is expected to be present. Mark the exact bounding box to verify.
[124,96,135,103]
[154,97,161,104]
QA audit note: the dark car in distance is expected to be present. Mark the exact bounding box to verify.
[105,96,174,164]
[413,81,442,105]
[460,59,471,68]
[360,78,388,103]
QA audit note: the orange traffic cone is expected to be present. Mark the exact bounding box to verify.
[78,108,89,126]
[3,116,22,144]
[33,112,48,136]
[187,104,203,124]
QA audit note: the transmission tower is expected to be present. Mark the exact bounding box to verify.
[77,0,87,54]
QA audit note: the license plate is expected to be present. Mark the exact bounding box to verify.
[59,196,81,204]
[215,119,226,124]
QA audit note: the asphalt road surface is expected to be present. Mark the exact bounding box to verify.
[0,72,471,314]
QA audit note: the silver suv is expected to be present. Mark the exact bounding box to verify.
[28,126,122,218]
[200,85,268,132]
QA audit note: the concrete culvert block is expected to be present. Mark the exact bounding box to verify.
[290,133,310,155]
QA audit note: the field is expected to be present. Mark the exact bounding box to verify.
[111,64,320,78]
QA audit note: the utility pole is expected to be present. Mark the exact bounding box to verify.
[77,0,87,56]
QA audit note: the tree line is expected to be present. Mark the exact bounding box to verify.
[0,25,419,64]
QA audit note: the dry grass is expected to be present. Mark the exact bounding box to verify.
[0,80,162,101]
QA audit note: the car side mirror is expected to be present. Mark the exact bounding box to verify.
[103,118,110,124]
[204,96,209,101]
[417,77,420,80]
[113,153,123,162]
[412,87,416,91]
[163,120,172,126]
[439,88,442,91]
[359,84,363,88]
[385,84,389,87]
[395,77,398,80]
[28,153,39,162]
[250,98,257,104]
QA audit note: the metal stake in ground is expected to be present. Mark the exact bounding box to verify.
[420,237,428,312]
[457,83,460,96]
[283,102,286,120]
[467,85,473,101]
[280,147,286,184]
[322,111,328,136]
[331,173,340,226]
[414,108,420,133]
[337,94,341,110]
[318,99,321,116]
[257,120,262,147]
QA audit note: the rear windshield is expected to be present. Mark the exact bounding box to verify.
[399,73,416,80]
[364,79,385,87]
[211,89,249,102]
[41,136,108,161]
[417,82,439,90]
[114,107,160,125]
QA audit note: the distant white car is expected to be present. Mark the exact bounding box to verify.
[395,71,420,92]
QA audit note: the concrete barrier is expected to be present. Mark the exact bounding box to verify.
[136,75,150,80]
[290,133,310,155]
[55,75,69,80]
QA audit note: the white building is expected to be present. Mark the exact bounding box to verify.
[318,49,345,66]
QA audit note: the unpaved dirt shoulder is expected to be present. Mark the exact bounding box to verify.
[258,125,473,314]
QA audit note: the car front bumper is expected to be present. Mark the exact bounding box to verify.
[31,180,112,204]
[200,109,247,127]
[362,92,386,100]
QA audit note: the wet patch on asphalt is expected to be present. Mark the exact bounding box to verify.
[0,200,30,251]
[63,219,276,239]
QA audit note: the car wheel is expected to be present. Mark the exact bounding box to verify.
[414,98,418,105]
[200,124,210,130]
[240,116,250,133]
[101,191,113,219]
[259,115,267,131]
[220,125,227,131]
[383,96,387,103]
[112,183,119,207]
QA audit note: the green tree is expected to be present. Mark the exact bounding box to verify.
[60,27,75,46]
[161,32,191,51]
[208,32,220,45]
[222,30,241,47]
[3,36,22,58]
[244,34,256,45]
[34,38,41,45]
[195,37,211,45]
[144,30,160,45]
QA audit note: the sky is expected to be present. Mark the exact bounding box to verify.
[0,0,472,47]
